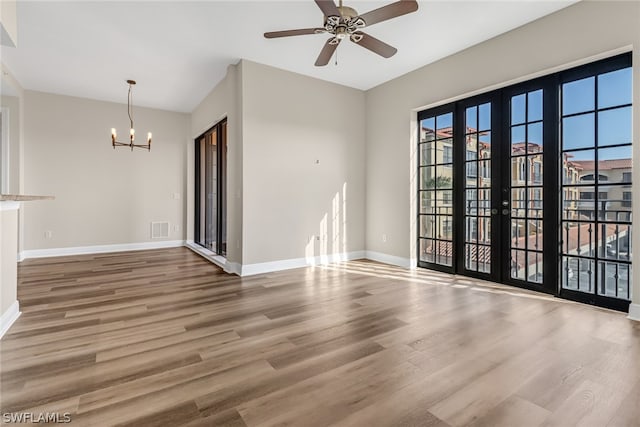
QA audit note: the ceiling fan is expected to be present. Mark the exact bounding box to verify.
[264,0,419,66]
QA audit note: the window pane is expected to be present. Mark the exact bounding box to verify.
[528,155,543,185]
[420,118,435,142]
[598,185,632,221]
[419,238,435,263]
[420,191,435,214]
[511,250,526,280]
[562,222,595,256]
[511,94,526,125]
[563,113,595,150]
[512,125,526,146]
[479,103,491,131]
[597,146,632,185]
[599,223,631,261]
[598,68,632,109]
[598,261,630,299]
[511,189,526,218]
[564,186,595,220]
[527,123,543,153]
[420,166,435,189]
[466,106,477,131]
[598,106,632,146]
[528,90,543,122]
[562,256,594,292]
[420,215,435,238]
[419,143,434,166]
[436,113,453,138]
[563,77,595,115]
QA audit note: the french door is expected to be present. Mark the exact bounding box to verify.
[417,53,632,311]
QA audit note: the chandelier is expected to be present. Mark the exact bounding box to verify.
[111,80,151,151]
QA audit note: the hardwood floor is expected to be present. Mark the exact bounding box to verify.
[1,247,639,426]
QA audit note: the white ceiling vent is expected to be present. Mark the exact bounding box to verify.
[151,221,169,239]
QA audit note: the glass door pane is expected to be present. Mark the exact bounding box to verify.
[463,103,492,274]
[560,66,633,300]
[418,111,454,268]
[508,90,545,284]
[205,130,218,251]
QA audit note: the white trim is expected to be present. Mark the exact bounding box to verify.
[240,251,366,277]
[17,251,25,262]
[0,201,20,211]
[0,301,20,339]
[224,261,242,276]
[184,241,232,273]
[364,250,412,269]
[628,303,640,322]
[21,240,185,259]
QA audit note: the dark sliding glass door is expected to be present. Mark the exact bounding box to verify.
[417,53,632,311]
[195,119,227,256]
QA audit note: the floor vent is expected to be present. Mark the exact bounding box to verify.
[151,221,170,239]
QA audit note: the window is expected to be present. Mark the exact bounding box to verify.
[623,172,632,182]
[466,150,477,177]
[580,174,608,181]
[443,145,453,163]
[623,191,632,207]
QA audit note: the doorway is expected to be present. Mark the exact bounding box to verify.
[417,53,632,311]
[195,118,227,256]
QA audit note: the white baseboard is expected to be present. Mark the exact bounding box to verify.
[17,251,25,262]
[0,301,20,339]
[364,250,412,269]
[240,251,366,276]
[184,242,238,274]
[21,240,185,259]
[628,303,640,322]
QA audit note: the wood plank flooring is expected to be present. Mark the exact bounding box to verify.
[1,247,639,426]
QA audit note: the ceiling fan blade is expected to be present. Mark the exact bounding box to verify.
[264,28,325,38]
[358,0,418,27]
[351,32,397,58]
[315,37,341,66]
[314,0,340,17]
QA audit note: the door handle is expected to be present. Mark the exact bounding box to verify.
[491,208,498,215]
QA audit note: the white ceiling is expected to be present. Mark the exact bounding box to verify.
[1,1,576,113]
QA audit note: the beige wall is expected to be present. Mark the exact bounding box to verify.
[22,91,189,251]
[365,0,640,306]
[0,206,18,316]
[190,63,243,266]
[1,95,20,194]
[190,60,365,268]
[241,60,365,265]
[365,1,639,261]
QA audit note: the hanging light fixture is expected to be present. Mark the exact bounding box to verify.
[111,79,151,151]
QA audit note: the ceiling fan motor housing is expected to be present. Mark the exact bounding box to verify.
[324,5,366,41]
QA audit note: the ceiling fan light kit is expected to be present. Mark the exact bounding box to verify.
[264,0,419,67]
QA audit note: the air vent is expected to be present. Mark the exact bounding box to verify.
[151,221,169,239]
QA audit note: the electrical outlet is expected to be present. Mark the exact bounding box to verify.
[44,231,52,239]
[382,234,387,242]
[173,225,179,232]
[172,193,180,200]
